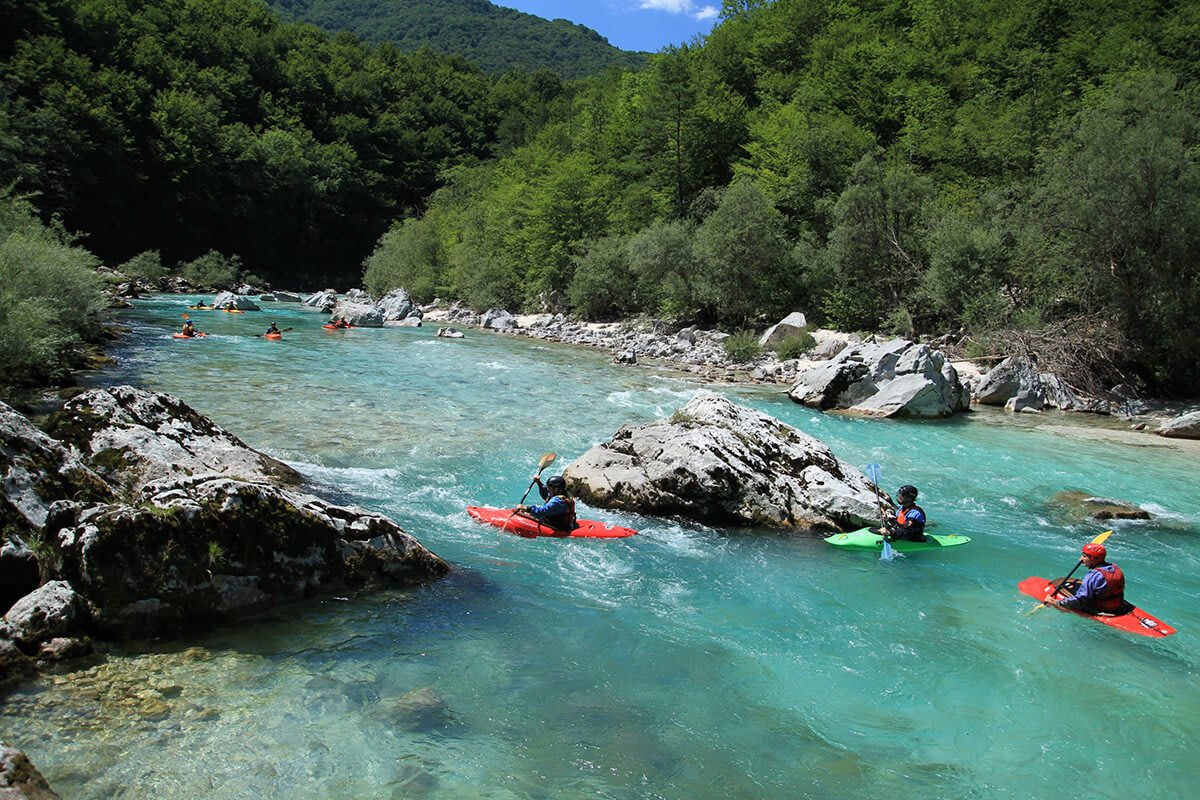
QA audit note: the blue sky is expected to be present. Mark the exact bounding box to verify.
[493,1,722,53]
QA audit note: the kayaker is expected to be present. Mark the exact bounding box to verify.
[181,320,198,337]
[1055,543,1126,614]
[265,322,280,335]
[332,317,351,329]
[883,485,927,542]
[517,475,578,532]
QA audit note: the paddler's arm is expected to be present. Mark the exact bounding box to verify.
[1057,571,1103,608]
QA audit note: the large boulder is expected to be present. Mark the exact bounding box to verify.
[788,339,967,418]
[43,386,302,494]
[758,312,808,349]
[1157,410,1200,440]
[0,744,60,799]
[2,581,87,648]
[565,391,883,533]
[974,356,1040,407]
[211,291,260,311]
[0,534,40,615]
[47,477,449,635]
[1,401,112,531]
[303,290,339,311]
[29,386,450,635]
[481,309,517,331]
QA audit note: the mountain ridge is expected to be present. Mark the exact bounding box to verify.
[266,0,649,78]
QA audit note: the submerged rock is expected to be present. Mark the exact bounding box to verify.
[1048,490,1152,522]
[0,744,61,799]
[566,391,883,533]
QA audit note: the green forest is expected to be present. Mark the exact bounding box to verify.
[265,0,648,78]
[2,0,1199,395]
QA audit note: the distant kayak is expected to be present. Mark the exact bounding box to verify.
[322,323,355,330]
[187,305,215,310]
[172,332,207,339]
[264,332,283,340]
[222,308,247,313]
[824,528,971,552]
[1018,576,1176,637]
[466,505,637,539]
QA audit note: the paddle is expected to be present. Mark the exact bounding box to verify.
[502,452,557,532]
[865,463,895,561]
[1029,530,1113,614]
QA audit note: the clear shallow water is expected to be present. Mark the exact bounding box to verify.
[3,297,1199,799]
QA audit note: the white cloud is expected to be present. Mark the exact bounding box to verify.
[639,0,719,20]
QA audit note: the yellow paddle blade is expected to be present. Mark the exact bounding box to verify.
[1092,530,1113,545]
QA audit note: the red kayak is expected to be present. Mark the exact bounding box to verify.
[1018,577,1176,637]
[466,506,637,539]
[172,332,206,339]
[323,323,355,330]
[265,332,283,340]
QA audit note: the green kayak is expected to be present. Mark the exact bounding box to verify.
[824,528,971,553]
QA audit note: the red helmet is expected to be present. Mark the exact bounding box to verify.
[1081,543,1107,560]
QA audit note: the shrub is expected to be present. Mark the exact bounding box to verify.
[568,234,635,320]
[178,250,241,289]
[117,250,166,281]
[723,330,761,363]
[774,330,816,360]
[0,192,106,391]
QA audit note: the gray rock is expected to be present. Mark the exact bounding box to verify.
[1048,490,1152,522]
[566,391,883,533]
[211,291,260,311]
[1157,411,1200,440]
[3,581,87,648]
[809,338,847,361]
[304,290,339,311]
[1,401,112,530]
[44,386,302,494]
[758,312,808,349]
[788,339,964,418]
[273,291,303,303]
[481,309,517,330]
[1,535,41,616]
[613,349,637,365]
[0,744,61,799]
[975,356,1039,406]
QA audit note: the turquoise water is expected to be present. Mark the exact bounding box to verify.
[3,296,1199,799]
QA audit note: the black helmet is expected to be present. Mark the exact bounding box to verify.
[546,475,567,491]
[898,485,918,499]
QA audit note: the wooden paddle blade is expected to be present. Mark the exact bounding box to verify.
[538,452,557,470]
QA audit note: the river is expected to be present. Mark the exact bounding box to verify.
[2,296,1197,799]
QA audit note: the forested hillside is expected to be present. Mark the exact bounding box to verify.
[2,0,1198,394]
[0,0,499,288]
[363,0,1200,394]
[266,0,648,78]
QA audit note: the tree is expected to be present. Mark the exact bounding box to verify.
[363,216,444,301]
[691,178,797,326]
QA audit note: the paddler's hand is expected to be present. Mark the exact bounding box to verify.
[531,474,542,483]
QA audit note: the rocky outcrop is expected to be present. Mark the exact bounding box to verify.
[1157,410,1200,440]
[1,386,450,680]
[330,289,423,328]
[481,309,517,331]
[43,386,302,495]
[1,401,113,531]
[565,391,883,533]
[787,338,968,418]
[0,744,60,800]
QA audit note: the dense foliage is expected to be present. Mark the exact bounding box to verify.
[3,0,1198,393]
[0,0,498,287]
[363,0,1200,393]
[267,0,648,79]
[0,192,106,393]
